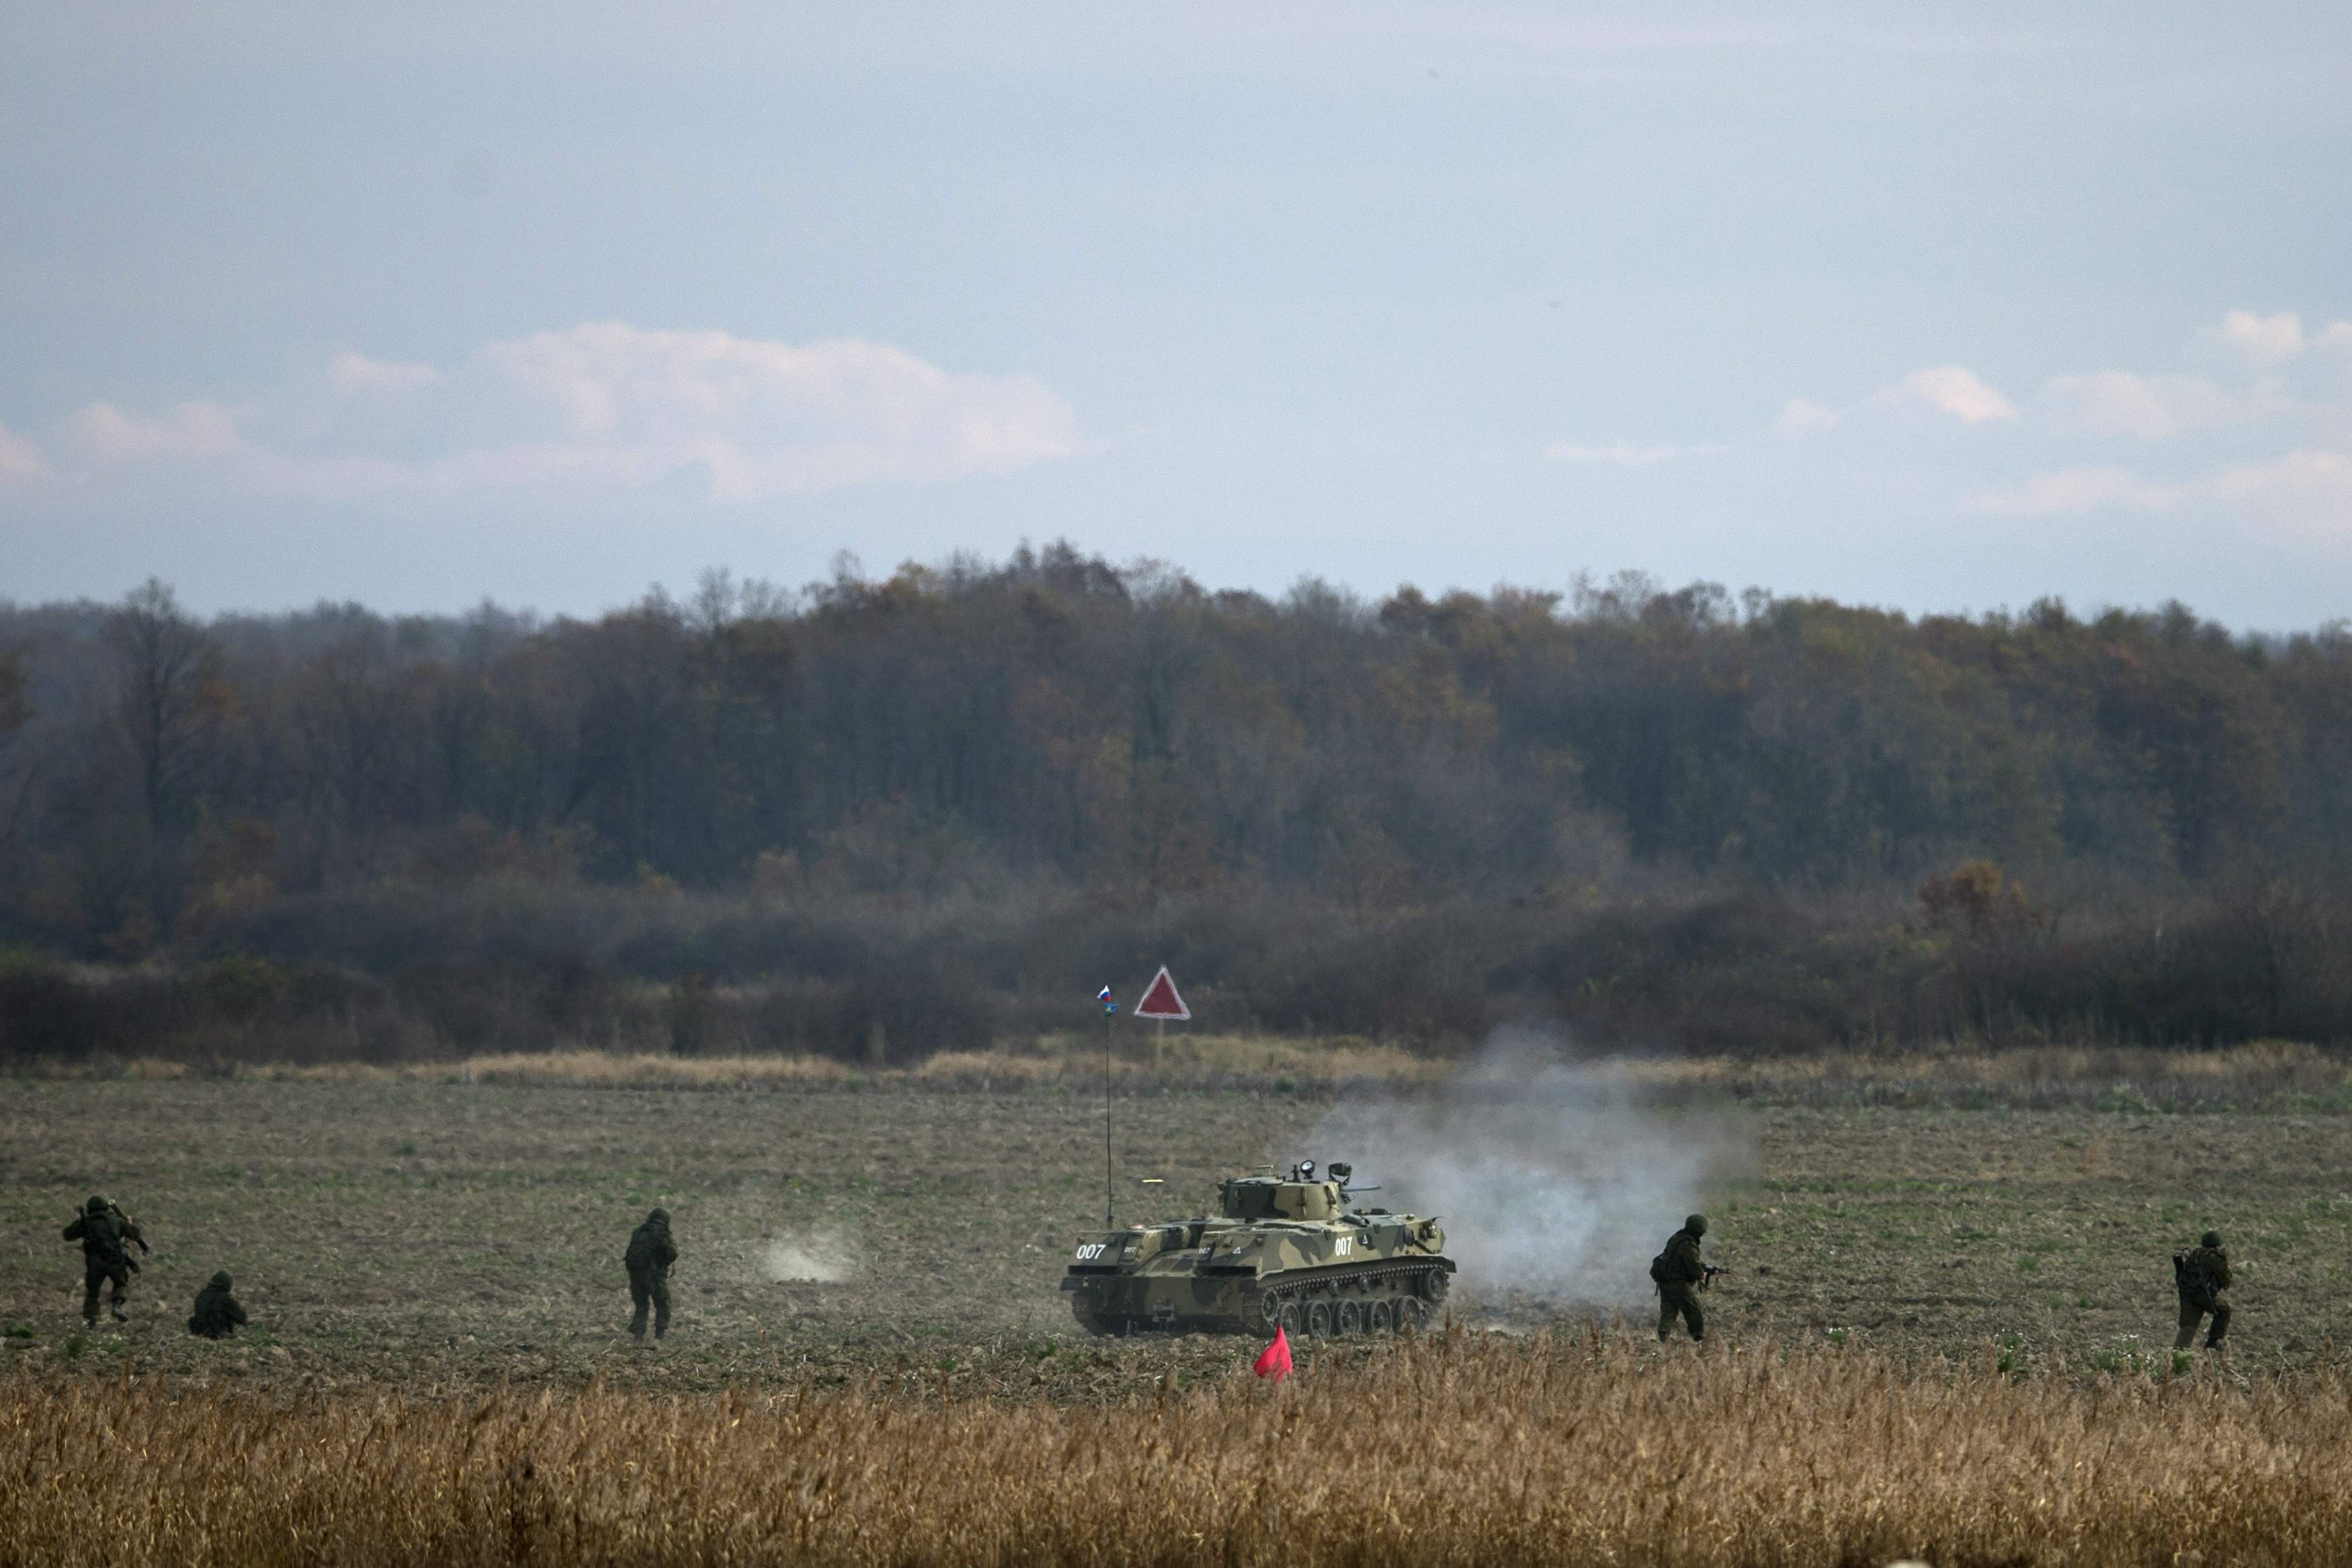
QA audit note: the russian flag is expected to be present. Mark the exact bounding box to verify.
[1096,985,1113,1002]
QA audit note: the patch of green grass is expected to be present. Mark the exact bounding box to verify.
[2091,1336,2157,1377]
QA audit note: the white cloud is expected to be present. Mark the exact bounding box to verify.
[458,324,1084,500]
[18,324,1083,506]
[1976,466,2179,516]
[327,353,440,395]
[1777,365,2017,433]
[2036,369,2263,439]
[2211,449,2352,541]
[1898,365,2017,423]
[0,421,46,481]
[1774,398,1840,436]
[1771,311,2352,553]
[1974,448,2352,537]
[65,400,245,463]
[1543,440,1704,465]
[2197,308,2309,368]
[2214,449,2352,498]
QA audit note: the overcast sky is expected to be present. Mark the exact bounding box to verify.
[4,2,2349,627]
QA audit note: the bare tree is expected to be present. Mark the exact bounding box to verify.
[288,621,411,879]
[0,647,33,854]
[105,579,226,840]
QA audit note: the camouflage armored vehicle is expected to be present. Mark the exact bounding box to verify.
[1061,1160,1455,1336]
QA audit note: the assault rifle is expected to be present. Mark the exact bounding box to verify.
[105,1201,149,1271]
[1700,1264,1731,1291]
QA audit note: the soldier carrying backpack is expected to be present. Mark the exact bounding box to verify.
[2173,1229,2232,1351]
[62,1195,149,1327]
[1650,1213,1715,1343]
[625,1208,679,1340]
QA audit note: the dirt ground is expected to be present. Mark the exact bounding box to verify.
[5,1076,2348,1398]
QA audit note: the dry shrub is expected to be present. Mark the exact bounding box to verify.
[1615,1039,2352,1109]
[13,1037,2351,1110]
[456,1050,857,1090]
[15,1033,1447,1094]
[6,1336,2352,1565]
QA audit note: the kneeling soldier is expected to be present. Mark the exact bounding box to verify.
[187,1271,247,1339]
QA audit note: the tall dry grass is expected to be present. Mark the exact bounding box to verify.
[6,1334,2350,1565]
[1613,1038,2352,1109]
[23,1033,1449,1094]
[29,1035,2352,1109]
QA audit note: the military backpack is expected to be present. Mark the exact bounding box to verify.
[81,1209,128,1266]
[626,1225,664,1272]
[2173,1250,2216,1305]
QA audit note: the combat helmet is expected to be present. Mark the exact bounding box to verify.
[648,1207,669,1225]
[2201,1229,2222,1249]
[86,1195,108,1215]
[1685,1213,1708,1237]
[210,1270,233,1290]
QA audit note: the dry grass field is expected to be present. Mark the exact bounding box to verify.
[8,1051,2352,1563]
[8,1336,2352,1567]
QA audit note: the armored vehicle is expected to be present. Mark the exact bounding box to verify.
[1061,1160,1455,1336]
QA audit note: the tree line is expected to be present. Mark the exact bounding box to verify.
[0,543,2346,1061]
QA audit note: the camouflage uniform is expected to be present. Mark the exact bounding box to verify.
[626,1208,677,1340]
[1654,1213,1708,1342]
[62,1196,146,1327]
[187,1271,247,1340]
[2175,1231,2232,1350]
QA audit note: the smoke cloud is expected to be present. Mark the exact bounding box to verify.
[1312,1029,1753,1307]
[759,1228,860,1284]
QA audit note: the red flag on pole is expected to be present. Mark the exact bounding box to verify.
[1252,1324,1292,1381]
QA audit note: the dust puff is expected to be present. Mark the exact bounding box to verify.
[759,1230,859,1283]
[1312,1025,1755,1306]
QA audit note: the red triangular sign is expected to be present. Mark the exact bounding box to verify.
[1135,965,1189,1020]
[1253,1324,1292,1380]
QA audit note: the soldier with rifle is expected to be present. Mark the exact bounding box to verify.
[625,1207,678,1340]
[2174,1229,2232,1352]
[62,1195,148,1327]
[1650,1213,1727,1342]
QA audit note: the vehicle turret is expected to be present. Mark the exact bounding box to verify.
[1060,1158,1455,1336]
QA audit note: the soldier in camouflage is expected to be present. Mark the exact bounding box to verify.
[1653,1213,1709,1342]
[187,1270,247,1340]
[2175,1229,2232,1350]
[62,1195,147,1327]
[626,1207,678,1340]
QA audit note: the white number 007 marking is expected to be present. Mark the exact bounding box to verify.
[1074,1242,1109,1261]
[1335,1238,1353,1257]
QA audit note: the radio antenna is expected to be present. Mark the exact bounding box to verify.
[1097,986,1118,1226]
